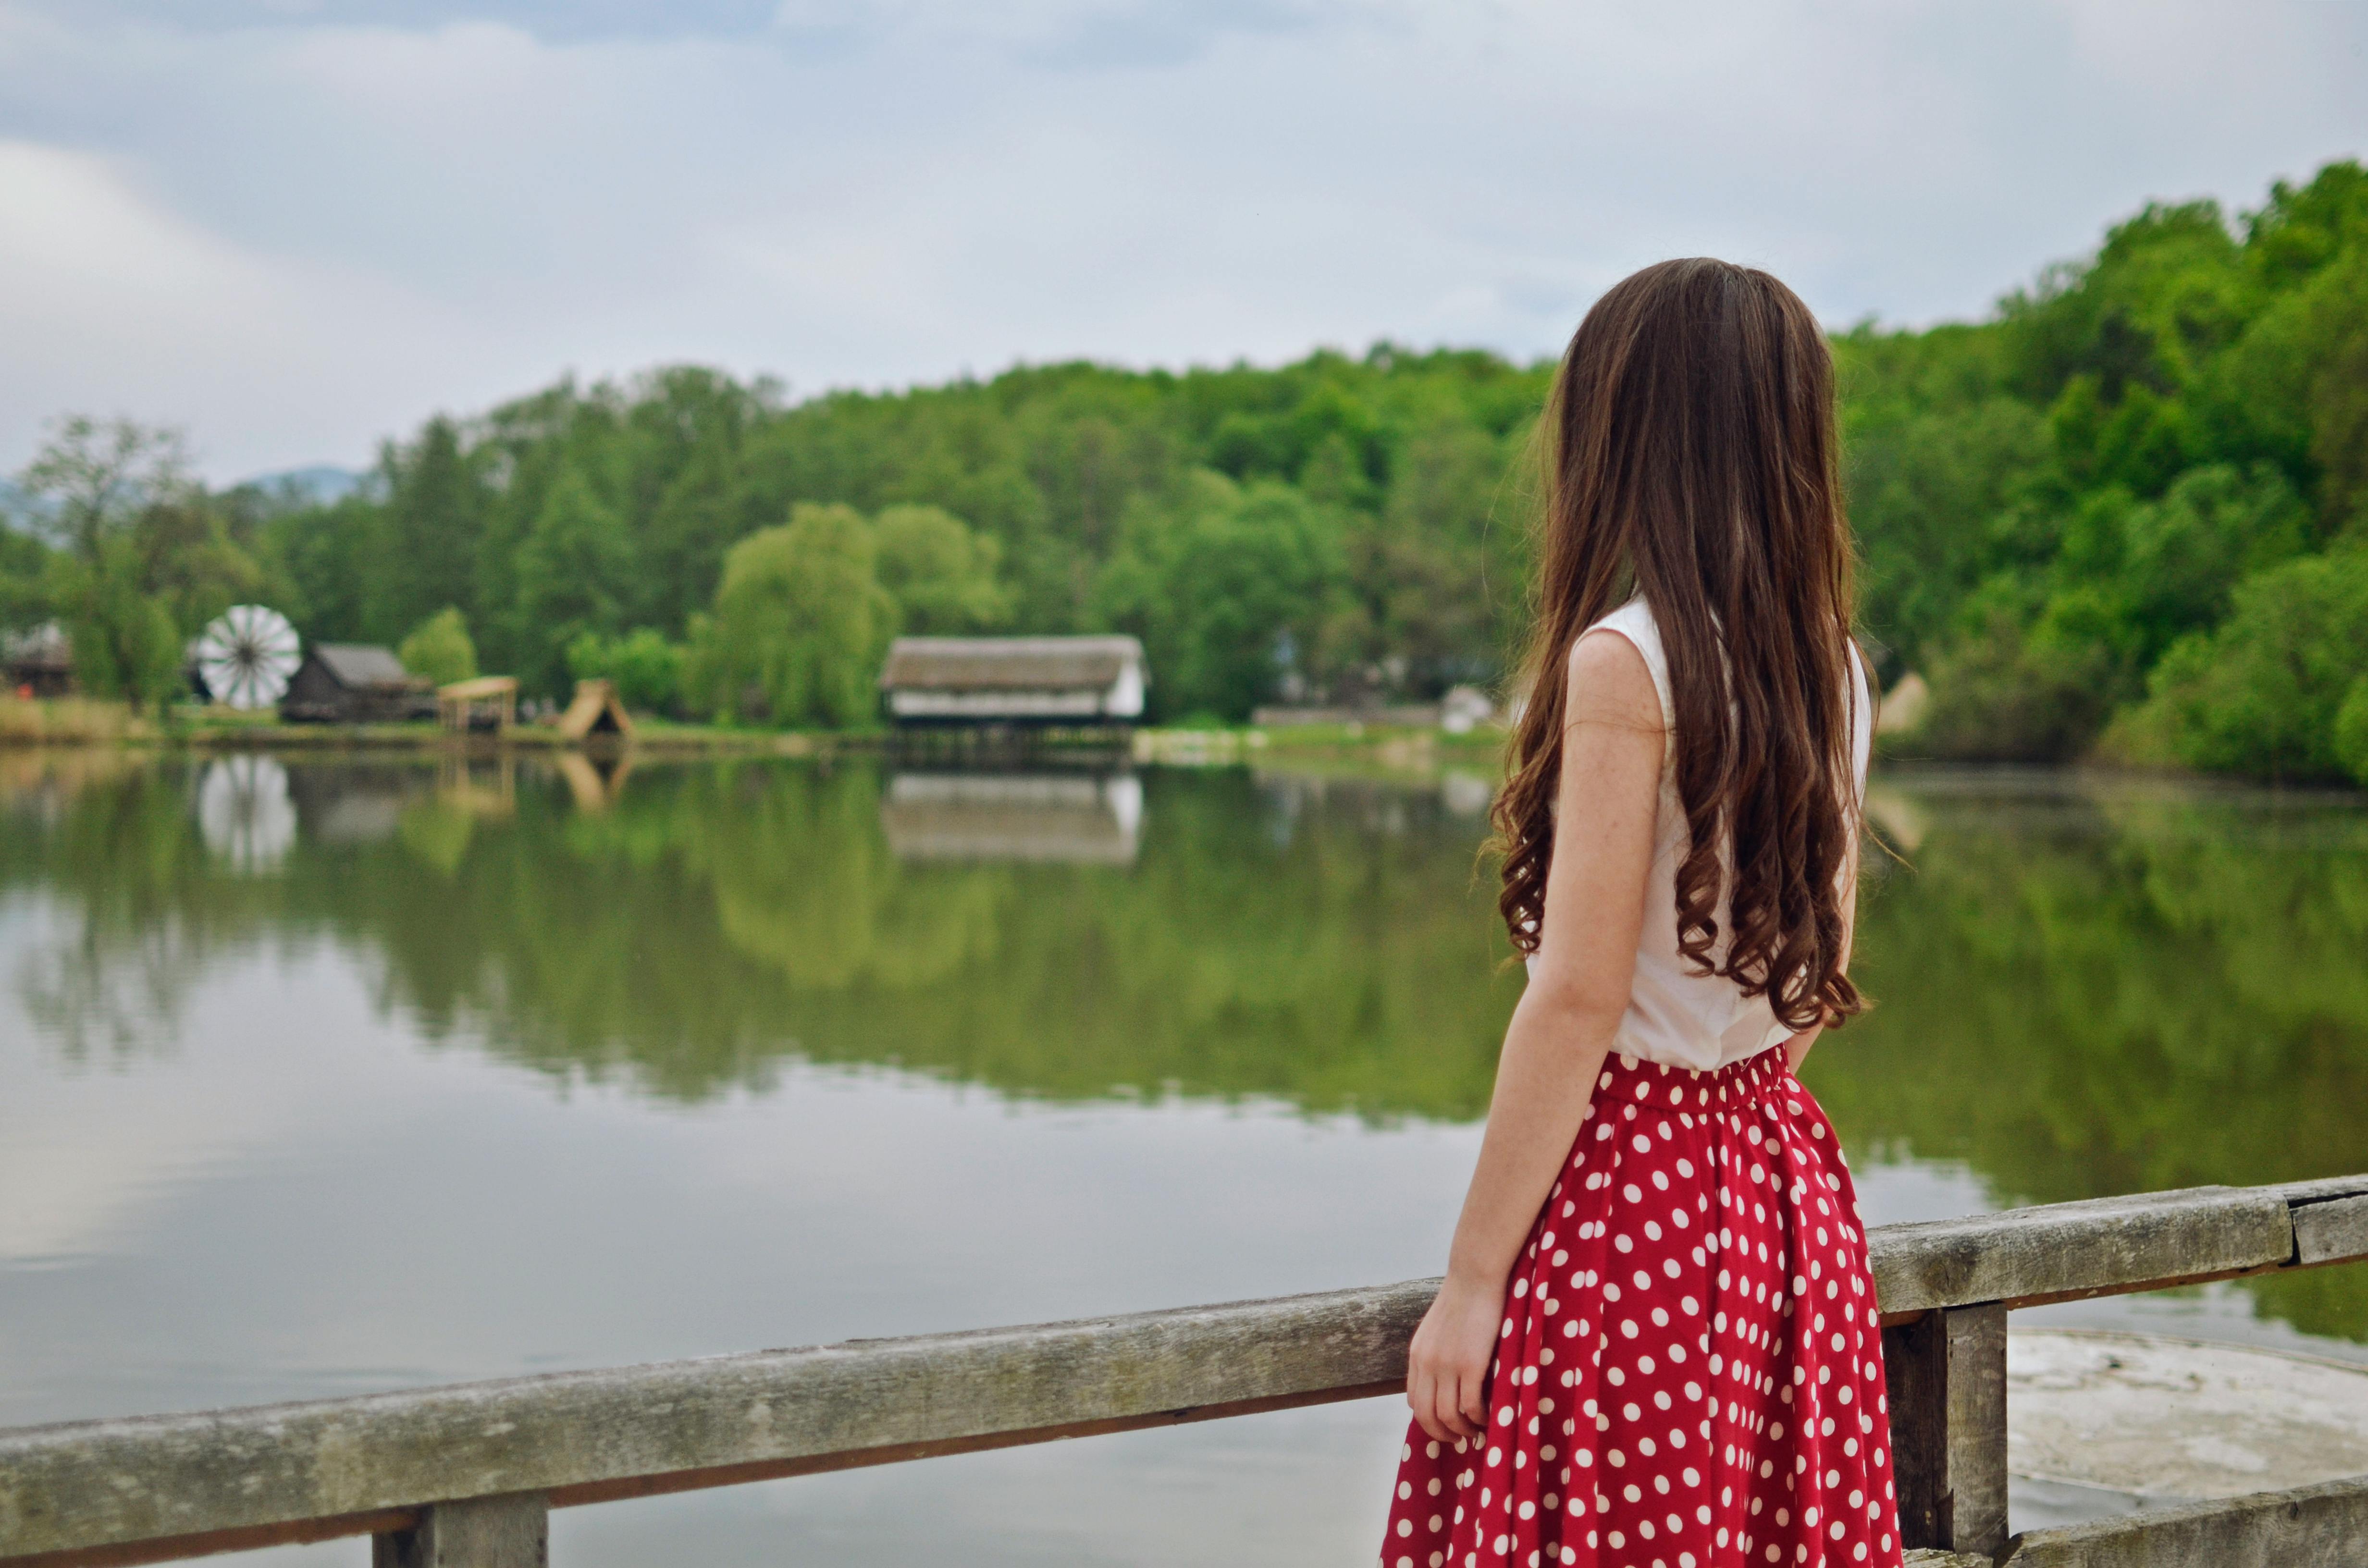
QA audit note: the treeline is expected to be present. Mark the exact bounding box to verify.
[1838,158,2368,782]
[4,159,2365,773]
[3,347,1544,724]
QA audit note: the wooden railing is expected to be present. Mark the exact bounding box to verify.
[4,1175,2368,1568]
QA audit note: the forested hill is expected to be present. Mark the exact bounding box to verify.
[1838,159,2368,780]
[5,159,2366,779]
[269,346,1553,726]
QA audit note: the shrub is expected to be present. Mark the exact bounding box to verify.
[1914,602,2126,762]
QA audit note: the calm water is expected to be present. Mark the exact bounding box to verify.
[4,749,2367,1563]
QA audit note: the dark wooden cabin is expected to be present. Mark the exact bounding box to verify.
[280,644,433,724]
[2,622,74,698]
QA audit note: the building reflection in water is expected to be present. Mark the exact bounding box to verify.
[554,750,629,814]
[441,751,522,819]
[880,772,1144,864]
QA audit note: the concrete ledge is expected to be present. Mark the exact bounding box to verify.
[2000,1472,2368,1568]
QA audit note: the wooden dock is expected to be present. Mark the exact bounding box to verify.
[3,1175,2367,1567]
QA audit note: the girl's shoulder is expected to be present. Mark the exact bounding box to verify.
[1576,596,1674,731]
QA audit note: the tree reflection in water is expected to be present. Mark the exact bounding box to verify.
[4,756,2365,1333]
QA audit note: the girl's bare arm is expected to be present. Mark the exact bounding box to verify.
[1404,629,1664,1444]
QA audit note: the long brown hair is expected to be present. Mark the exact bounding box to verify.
[1492,258,1866,1030]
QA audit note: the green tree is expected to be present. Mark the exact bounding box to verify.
[265,494,382,644]
[0,520,54,633]
[398,607,479,688]
[512,466,633,696]
[127,495,270,637]
[685,504,893,727]
[63,541,185,716]
[16,416,193,561]
[1095,474,1345,721]
[374,417,485,641]
[873,504,1011,634]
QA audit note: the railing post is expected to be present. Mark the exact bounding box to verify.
[1882,1302,2007,1557]
[373,1492,549,1568]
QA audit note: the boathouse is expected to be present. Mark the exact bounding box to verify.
[878,636,1147,726]
[280,644,433,724]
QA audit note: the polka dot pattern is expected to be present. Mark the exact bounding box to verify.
[1382,1049,1903,1568]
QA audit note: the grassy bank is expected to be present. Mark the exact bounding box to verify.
[2,697,1513,773]
[0,698,830,755]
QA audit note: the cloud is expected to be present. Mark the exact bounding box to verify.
[0,0,2360,477]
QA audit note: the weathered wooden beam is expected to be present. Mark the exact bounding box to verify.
[1999,1472,2368,1568]
[1883,1304,2007,1557]
[372,1493,546,1568]
[2271,1174,2368,1206]
[1868,1184,2292,1315]
[2283,1176,2368,1269]
[0,1282,1434,1562]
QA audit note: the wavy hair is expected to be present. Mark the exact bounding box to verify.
[1491,258,1866,1031]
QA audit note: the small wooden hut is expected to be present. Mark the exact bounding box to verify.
[877,636,1147,726]
[280,645,432,723]
[2,622,74,698]
[555,678,634,743]
[437,675,518,735]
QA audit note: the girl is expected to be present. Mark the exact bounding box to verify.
[1382,259,1899,1568]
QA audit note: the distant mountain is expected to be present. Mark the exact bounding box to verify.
[234,465,375,505]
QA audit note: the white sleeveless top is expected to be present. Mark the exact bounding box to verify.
[1529,597,1873,1071]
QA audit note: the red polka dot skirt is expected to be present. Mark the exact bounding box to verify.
[1382,1048,1904,1568]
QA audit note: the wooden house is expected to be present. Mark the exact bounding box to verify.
[555,678,634,743]
[877,636,1147,726]
[280,644,433,724]
[2,622,74,698]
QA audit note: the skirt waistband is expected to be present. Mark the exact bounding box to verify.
[1597,1043,1793,1114]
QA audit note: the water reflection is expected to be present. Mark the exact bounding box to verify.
[194,757,295,872]
[882,772,1144,864]
[5,756,2368,1338]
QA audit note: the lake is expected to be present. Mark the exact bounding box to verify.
[4,748,2367,1563]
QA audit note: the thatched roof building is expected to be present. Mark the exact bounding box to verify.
[878,636,1147,725]
[556,678,634,743]
[281,645,432,724]
[438,675,518,734]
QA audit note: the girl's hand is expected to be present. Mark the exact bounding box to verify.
[1405,1271,1507,1444]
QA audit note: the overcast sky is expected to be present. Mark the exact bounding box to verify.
[1,0,2362,480]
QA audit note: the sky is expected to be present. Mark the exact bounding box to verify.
[0,0,2362,481]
